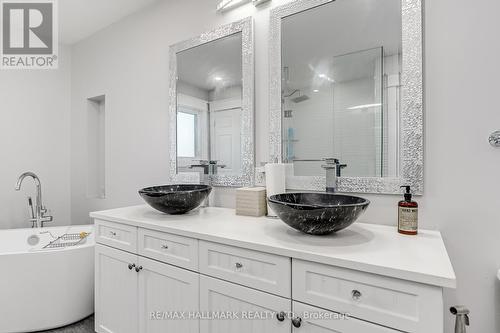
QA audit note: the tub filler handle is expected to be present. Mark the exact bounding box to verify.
[450,306,470,333]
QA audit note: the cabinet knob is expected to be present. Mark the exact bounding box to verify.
[235,262,243,269]
[351,289,362,301]
[128,263,135,270]
[135,266,143,272]
[276,311,285,322]
[109,231,117,236]
[161,244,169,249]
[291,317,302,328]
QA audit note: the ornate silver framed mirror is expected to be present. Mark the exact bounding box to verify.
[169,18,255,187]
[269,0,423,194]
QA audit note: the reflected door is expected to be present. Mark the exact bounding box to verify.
[210,107,241,175]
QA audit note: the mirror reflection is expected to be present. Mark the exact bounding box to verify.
[176,32,243,180]
[281,0,402,178]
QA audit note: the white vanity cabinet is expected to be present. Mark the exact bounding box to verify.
[95,243,199,333]
[92,206,456,333]
[137,256,199,333]
[200,275,291,333]
[95,244,138,333]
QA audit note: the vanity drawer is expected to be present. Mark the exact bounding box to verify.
[293,301,400,333]
[292,260,443,333]
[199,241,291,297]
[95,220,137,252]
[138,228,198,271]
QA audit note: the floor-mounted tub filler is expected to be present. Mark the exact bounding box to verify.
[0,225,94,333]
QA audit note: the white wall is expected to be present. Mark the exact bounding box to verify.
[0,46,72,229]
[69,0,500,331]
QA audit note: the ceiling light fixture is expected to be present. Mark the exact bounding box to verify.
[347,103,382,110]
[217,0,271,12]
[252,0,272,6]
[313,89,319,93]
[216,0,249,12]
[214,76,223,81]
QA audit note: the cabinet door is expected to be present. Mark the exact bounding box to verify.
[95,244,138,333]
[200,275,290,333]
[138,256,199,333]
[292,302,399,333]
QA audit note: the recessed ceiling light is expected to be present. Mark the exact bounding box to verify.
[318,73,335,82]
[214,76,223,81]
[313,89,319,93]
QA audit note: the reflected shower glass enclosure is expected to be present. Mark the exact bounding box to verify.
[280,0,402,179]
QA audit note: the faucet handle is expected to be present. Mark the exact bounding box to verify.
[321,164,336,170]
[321,160,338,169]
[321,158,340,169]
[209,160,226,168]
[192,159,209,165]
[322,157,340,164]
[40,206,53,220]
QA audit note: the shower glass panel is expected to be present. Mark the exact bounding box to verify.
[331,48,384,178]
[282,48,385,177]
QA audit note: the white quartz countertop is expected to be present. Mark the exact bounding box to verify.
[90,205,456,288]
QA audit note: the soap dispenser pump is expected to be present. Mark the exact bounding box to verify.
[398,186,418,235]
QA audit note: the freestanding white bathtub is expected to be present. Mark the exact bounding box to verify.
[0,225,94,333]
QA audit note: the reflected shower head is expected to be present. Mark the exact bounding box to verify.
[290,95,310,103]
[283,89,310,103]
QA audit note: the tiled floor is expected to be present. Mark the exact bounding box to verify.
[39,315,95,333]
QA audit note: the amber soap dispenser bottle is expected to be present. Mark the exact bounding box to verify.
[398,186,418,235]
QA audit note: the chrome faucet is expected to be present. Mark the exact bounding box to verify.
[189,160,226,184]
[321,158,347,193]
[15,172,53,228]
[189,160,226,207]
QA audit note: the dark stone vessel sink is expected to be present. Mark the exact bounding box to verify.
[268,193,370,235]
[139,184,212,215]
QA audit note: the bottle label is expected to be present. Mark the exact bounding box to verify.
[398,207,418,232]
